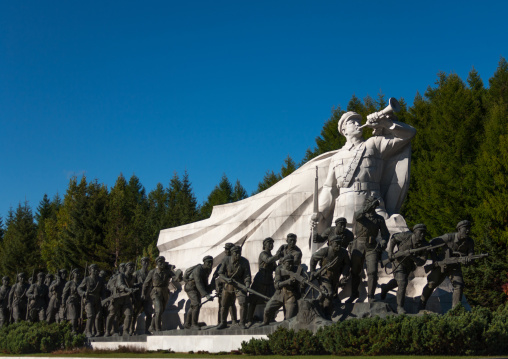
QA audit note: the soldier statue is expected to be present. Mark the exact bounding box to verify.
[310,236,351,317]
[217,245,251,329]
[26,272,49,322]
[78,264,106,337]
[212,243,237,325]
[261,254,301,325]
[312,217,354,249]
[247,237,278,324]
[8,272,29,323]
[419,220,476,310]
[142,256,176,332]
[0,276,11,327]
[106,262,137,336]
[348,196,389,303]
[47,269,67,323]
[381,224,431,313]
[275,233,302,266]
[131,257,153,335]
[183,255,214,330]
[62,268,81,333]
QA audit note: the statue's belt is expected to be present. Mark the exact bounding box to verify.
[339,182,380,194]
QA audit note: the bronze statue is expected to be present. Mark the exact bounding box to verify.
[26,272,49,322]
[419,220,483,310]
[212,243,237,325]
[105,262,137,336]
[217,245,251,329]
[183,256,214,330]
[142,256,176,332]
[78,264,106,337]
[275,233,302,266]
[8,272,28,323]
[310,236,350,317]
[46,269,67,323]
[247,237,277,324]
[312,217,354,249]
[381,224,434,313]
[348,197,389,303]
[261,254,301,325]
[0,276,11,327]
[62,268,81,333]
[131,257,153,334]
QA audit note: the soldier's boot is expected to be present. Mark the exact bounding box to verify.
[367,272,378,303]
[184,310,192,329]
[95,315,104,337]
[144,314,153,334]
[216,307,228,329]
[396,281,407,314]
[238,305,247,329]
[123,315,132,335]
[452,287,464,308]
[246,301,256,325]
[346,275,361,303]
[380,279,397,300]
[397,305,406,314]
[85,317,94,337]
[104,315,114,337]
[190,307,201,330]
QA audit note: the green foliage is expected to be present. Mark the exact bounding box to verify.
[255,155,298,193]
[241,304,508,356]
[0,321,86,354]
[200,174,249,219]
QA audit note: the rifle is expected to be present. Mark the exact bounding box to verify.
[280,267,330,300]
[382,242,446,267]
[309,166,319,250]
[424,252,489,273]
[230,278,270,301]
[101,288,139,307]
[198,293,218,308]
[312,256,339,280]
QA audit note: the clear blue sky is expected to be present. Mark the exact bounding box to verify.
[1,0,507,219]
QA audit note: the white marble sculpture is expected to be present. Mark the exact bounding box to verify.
[157,98,462,327]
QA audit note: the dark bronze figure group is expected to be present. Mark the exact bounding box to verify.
[0,197,487,335]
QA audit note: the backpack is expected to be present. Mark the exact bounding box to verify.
[183,264,200,282]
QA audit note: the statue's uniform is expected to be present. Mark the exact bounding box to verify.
[263,265,300,321]
[350,209,389,301]
[8,282,28,322]
[310,246,350,317]
[0,284,11,327]
[276,245,303,266]
[218,256,251,327]
[247,250,277,322]
[184,264,212,328]
[62,279,81,331]
[27,282,49,322]
[421,233,474,308]
[46,277,66,323]
[132,268,153,333]
[384,232,429,310]
[313,226,354,249]
[77,276,106,336]
[143,266,174,332]
[320,121,416,224]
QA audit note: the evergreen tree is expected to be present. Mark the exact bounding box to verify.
[232,180,248,202]
[177,171,199,225]
[255,170,281,194]
[200,174,234,219]
[146,183,169,245]
[0,216,4,244]
[280,155,297,178]
[0,202,40,277]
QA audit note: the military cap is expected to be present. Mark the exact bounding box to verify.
[335,217,347,224]
[156,256,166,263]
[126,262,135,268]
[231,245,242,253]
[141,257,149,263]
[203,255,213,263]
[456,220,471,230]
[282,254,294,263]
[413,223,427,231]
[17,272,25,278]
[2,276,9,281]
[224,243,234,250]
[338,111,362,136]
[119,263,126,269]
[286,233,297,240]
[89,264,98,270]
[37,272,45,278]
[71,268,80,275]
[329,235,342,243]
[59,269,68,275]
[263,237,274,245]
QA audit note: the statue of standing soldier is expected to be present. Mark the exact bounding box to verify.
[142,256,176,332]
[275,233,302,266]
[26,272,49,322]
[183,256,214,330]
[313,217,354,249]
[47,269,67,323]
[212,243,238,325]
[217,245,251,329]
[106,262,137,336]
[0,276,11,327]
[8,273,28,323]
[131,257,153,335]
[62,268,81,333]
[78,264,106,337]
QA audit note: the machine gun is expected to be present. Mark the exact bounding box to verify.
[382,242,446,267]
[279,268,330,300]
[229,278,270,301]
[424,252,489,273]
[101,288,139,307]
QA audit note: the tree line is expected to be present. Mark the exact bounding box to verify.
[1,58,507,309]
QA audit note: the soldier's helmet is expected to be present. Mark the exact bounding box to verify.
[456,220,471,230]
[155,256,166,264]
[413,223,427,232]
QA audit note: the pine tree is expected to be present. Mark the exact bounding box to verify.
[200,174,234,219]
[232,180,248,202]
[146,183,169,245]
[255,170,281,194]
[280,155,297,178]
[0,216,4,244]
